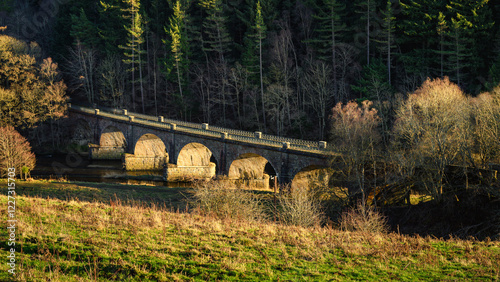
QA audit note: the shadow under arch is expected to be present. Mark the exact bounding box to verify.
[100,125,127,148]
[134,133,168,158]
[177,142,218,173]
[228,153,277,185]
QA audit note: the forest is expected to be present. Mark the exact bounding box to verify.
[1,0,499,141]
[1,2,500,279]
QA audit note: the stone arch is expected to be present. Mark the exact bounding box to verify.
[70,118,92,146]
[228,153,277,180]
[125,133,168,171]
[134,133,168,158]
[177,142,217,170]
[100,125,127,148]
[291,165,331,190]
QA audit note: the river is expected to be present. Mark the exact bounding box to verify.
[31,154,190,187]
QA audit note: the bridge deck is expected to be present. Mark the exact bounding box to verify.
[69,104,334,156]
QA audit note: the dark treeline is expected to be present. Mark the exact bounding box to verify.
[1,0,499,140]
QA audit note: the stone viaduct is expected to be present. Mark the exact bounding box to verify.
[69,104,334,188]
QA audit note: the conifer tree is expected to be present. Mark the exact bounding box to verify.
[165,0,190,116]
[399,0,444,78]
[436,12,447,77]
[70,8,100,48]
[308,0,346,99]
[355,0,375,65]
[199,0,232,124]
[446,0,493,89]
[375,0,396,85]
[119,0,146,113]
[199,0,231,63]
[250,1,266,128]
[99,0,127,55]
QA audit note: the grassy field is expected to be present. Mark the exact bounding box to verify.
[1,180,499,281]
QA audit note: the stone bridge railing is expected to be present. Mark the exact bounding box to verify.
[69,104,333,155]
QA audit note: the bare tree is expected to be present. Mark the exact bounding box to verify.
[471,87,500,167]
[268,21,297,133]
[304,61,333,140]
[392,77,471,199]
[336,43,360,102]
[0,126,35,179]
[264,84,291,136]
[65,42,98,105]
[99,55,127,108]
[330,100,381,204]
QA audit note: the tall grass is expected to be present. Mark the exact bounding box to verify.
[0,179,499,281]
[276,186,325,227]
[1,192,499,281]
[339,201,389,233]
[191,180,266,222]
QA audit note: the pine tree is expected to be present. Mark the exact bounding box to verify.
[399,0,445,78]
[445,18,472,87]
[374,0,396,85]
[165,0,190,116]
[355,0,375,65]
[436,11,447,77]
[99,0,127,55]
[70,8,100,48]
[447,0,493,90]
[249,1,266,129]
[438,0,492,88]
[119,0,146,113]
[308,0,346,98]
[199,0,232,124]
[199,0,231,63]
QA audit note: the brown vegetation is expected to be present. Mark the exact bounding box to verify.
[1,190,498,281]
[191,180,266,222]
[0,126,35,178]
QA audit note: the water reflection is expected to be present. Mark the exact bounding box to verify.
[31,155,190,187]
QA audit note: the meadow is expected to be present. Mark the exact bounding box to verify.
[0,179,499,281]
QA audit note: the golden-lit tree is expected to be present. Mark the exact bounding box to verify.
[471,86,500,167]
[0,126,35,179]
[330,100,381,202]
[392,77,471,199]
[0,35,68,130]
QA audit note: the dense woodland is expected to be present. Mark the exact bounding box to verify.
[1,0,500,141]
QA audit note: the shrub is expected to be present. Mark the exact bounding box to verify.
[191,180,265,222]
[276,186,324,228]
[339,202,388,234]
[0,126,36,178]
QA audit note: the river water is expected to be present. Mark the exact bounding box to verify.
[31,154,190,187]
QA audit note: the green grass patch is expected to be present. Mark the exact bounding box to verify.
[0,179,190,210]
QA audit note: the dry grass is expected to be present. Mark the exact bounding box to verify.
[339,201,389,234]
[0,180,499,280]
[191,180,266,222]
[276,186,325,227]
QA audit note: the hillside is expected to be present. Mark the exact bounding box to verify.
[1,180,499,281]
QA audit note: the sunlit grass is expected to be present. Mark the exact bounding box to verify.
[0,180,498,281]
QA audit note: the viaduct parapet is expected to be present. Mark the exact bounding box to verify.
[68,104,335,187]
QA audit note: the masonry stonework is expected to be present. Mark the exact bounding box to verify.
[69,106,332,185]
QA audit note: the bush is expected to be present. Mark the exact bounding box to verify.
[0,126,36,178]
[277,186,324,227]
[191,180,265,222]
[339,202,388,234]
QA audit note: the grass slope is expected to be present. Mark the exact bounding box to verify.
[0,180,499,281]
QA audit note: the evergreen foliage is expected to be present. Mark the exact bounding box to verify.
[2,0,500,140]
